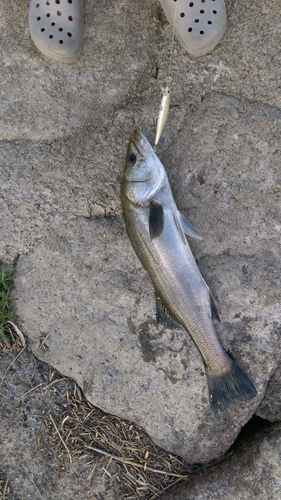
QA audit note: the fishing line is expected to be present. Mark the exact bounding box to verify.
[167,0,179,83]
[154,0,179,148]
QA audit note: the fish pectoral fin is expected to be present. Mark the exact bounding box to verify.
[173,211,202,244]
[209,291,221,323]
[149,201,164,239]
[156,295,180,330]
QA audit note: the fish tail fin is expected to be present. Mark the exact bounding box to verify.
[207,359,257,412]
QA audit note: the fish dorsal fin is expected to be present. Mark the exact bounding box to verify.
[149,201,164,239]
[156,295,180,329]
[173,210,202,244]
[209,291,221,323]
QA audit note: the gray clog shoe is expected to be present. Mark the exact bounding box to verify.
[29,0,84,62]
[159,0,227,56]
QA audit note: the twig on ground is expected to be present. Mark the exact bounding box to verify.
[7,321,26,346]
[17,383,44,400]
[86,446,190,478]
[0,346,26,386]
[50,413,73,464]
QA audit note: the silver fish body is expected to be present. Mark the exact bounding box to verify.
[121,130,256,412]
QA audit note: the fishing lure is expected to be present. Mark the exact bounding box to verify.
[154,86,171,148]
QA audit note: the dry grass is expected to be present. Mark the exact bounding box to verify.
[0,326,25,358]
[45,382,198,499]
[0,326,26,390]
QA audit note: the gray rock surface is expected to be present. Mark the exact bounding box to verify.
[161,422,281,500]
[256,361,281,422]
[1,0,281,465]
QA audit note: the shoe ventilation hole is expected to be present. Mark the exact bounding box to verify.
[68,0,73,3]
[46,1,49,5]
[36,16,73,39]
[46,13,50,17]
[68,16,73,21]
[36,3,39,7]
[56,0,60,4]
[57,11,62,16]
[181,3,219,33]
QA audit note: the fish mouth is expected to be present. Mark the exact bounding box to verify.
[132,129,142,143]
[130,129,147,158]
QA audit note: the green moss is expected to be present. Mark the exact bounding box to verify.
[0,264,16,340]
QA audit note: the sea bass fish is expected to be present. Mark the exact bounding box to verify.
[121,130,257,412]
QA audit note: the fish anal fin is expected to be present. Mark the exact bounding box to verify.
[207,359,257,412]
[149,201,164,239]
[209,291,221,323]
[156,295,180,330]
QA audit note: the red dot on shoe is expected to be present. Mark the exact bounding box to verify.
[68,15,73,21]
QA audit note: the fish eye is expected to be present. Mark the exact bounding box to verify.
[127,154,136,166]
